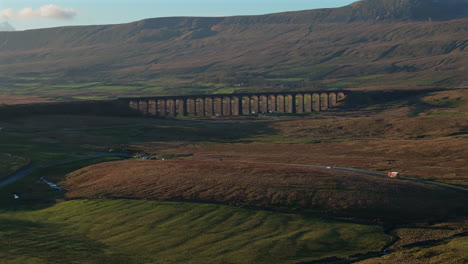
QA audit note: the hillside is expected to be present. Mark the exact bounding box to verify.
[0,0,467,97]
[63,160,467,222]
[0,200,391,264]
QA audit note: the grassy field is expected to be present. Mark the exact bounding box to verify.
[356,220,468,264]
[0,156,393,264]
[358,236,467,264]
[0,199,391,264]
[0,79,251,103]
[0,154,29,180]
[0,81,168,103]
[389,224,467,251]
[0,113,274,180]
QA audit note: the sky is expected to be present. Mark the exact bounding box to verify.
[1,0,357,31]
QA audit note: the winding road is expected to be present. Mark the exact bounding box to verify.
[2,154,466,196]
[297,164,468,194]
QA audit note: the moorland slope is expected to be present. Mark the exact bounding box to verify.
[0,0,467,93]
[63,159,467,222]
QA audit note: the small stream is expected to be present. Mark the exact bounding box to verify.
[40,176,62,191]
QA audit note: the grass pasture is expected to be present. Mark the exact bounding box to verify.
[0,154,29,181]
[1,78,252,102]
[358,236,467,264]
[0,199,391,264]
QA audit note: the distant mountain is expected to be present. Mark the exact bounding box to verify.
[268,0,468,23]
[0,0,467,92]
[341,0,468,22]
[0,22,15,32]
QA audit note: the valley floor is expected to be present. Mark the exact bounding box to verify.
[0,88,466,263]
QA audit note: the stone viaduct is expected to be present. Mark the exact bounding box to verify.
[121,91,346,117]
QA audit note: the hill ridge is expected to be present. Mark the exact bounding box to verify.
[0,0,466,92]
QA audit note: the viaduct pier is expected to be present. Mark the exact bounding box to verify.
[121,91,346,117]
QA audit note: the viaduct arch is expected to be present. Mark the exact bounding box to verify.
[122,91,346,117]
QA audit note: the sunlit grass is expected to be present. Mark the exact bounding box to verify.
[0,199,391,264]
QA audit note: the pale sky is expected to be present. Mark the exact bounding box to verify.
[0,0,357,31]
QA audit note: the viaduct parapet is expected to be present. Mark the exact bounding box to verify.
[121,91,346,117]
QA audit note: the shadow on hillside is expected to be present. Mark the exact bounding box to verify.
[2,117,280,146]
[339,88,460,115]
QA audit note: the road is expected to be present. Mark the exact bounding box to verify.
[297,164,468,194]
[2,154,466,196]
[0,153,131,188]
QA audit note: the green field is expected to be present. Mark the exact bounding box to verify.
[0,154,29,180]
[0,115,275,178]
[0,199,390,264]
[358,236,468,264]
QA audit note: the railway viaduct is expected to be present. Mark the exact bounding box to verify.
[121,91,346,117]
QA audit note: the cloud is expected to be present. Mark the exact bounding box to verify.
[0,8,14,20]
[1,5,76,20]
[38,5,76,19]
[18,8,36,19]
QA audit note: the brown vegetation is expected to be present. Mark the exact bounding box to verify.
[130,110,468,187]
[0,95,50,105]
[63,160,466,222]
[165,140,467,187]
